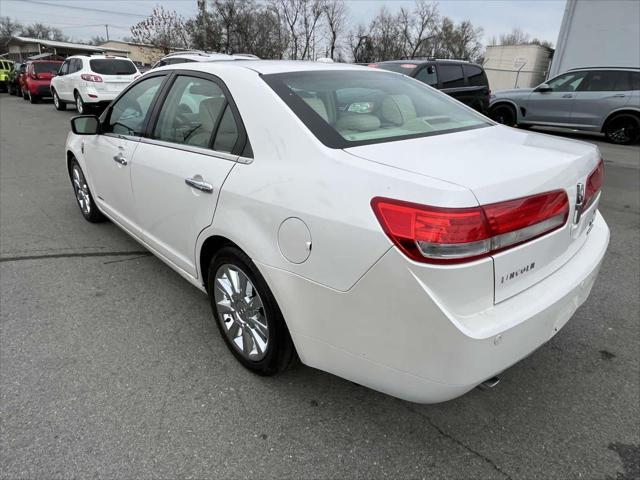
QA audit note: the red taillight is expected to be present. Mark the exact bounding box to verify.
[81,73,103,82]
[371,190,569,264]
[583,159,604,209]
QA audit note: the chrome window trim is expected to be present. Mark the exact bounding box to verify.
[140,137,250,163]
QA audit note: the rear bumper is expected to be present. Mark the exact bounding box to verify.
[81,86,122,104]
[27,82,53,96]
[259,212,609,403]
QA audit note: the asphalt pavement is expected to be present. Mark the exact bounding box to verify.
[1,95,639,479]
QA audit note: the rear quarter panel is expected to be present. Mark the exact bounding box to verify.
[196,67,479,292]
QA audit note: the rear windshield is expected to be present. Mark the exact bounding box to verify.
[263,70,490,148]
[90,59,137,75]
[374,63,419,75]
[33,62,61,74]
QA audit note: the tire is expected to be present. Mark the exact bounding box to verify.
[8,84,15,95]
[28,91,39,104]
[75,92,88,114]
[489,104,517,127]
[22,88,28,100]
[53,90,66,111]
[604,113,640,145]
[69,159,106,223]
[207,246,297,376]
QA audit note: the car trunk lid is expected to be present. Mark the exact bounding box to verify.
[346,125,603,303]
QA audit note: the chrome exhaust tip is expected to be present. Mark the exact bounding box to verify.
[478,376,501,391]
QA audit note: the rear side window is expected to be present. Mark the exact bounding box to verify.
[153,75,239,152]
[464,65,488,87]
[581,71,628,91]
[631,72,640,90]
[438,65,465,88]
[415,65,438,86]
[90,59,137,75]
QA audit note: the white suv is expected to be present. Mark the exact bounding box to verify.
[51,55,140,114]
[150,51,258,70]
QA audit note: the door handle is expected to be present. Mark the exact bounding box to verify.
[113,152,128,165]
[613,93,626,98]
[185,175,214,193]
[562,94,573,98]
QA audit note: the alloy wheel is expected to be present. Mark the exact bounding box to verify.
[72,165,91,215]
[214,264,269,361]
[76,95,84,114]
[54,92,59,108]
[606,115,639,145]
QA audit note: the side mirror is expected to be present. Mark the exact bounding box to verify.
[71,115,100,135]
[536,83,552,92]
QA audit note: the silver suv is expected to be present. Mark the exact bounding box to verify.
[489,67,640,144]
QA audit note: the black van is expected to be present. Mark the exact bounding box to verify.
[370,59,490,114]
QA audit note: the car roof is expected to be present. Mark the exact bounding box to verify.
[568,66,640,72]
[160,59,368,75]
[377,58,473,66]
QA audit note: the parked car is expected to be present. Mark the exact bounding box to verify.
[7,62,25,96]
[150,51,259,69]
[0,59,14,92]
[489,67,640,144]
[20,60,62,103]
[369,59,491,113]
[51,55,140,114]
[65,61,608,403]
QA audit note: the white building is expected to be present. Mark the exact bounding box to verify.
[483,44,554,90]
[549,0,640,77]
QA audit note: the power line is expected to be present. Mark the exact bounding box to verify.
[21,0,147,18]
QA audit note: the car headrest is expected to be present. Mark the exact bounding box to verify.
[381,95,417,125]
[335,113,381,132]
[199,97,226,122]
[303,97,329,122]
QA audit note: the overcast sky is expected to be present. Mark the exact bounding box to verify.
[1,0,567,46]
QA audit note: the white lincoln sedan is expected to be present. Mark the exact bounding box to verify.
[65,61,609,403]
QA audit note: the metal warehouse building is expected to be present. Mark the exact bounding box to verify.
[549,0,640,77]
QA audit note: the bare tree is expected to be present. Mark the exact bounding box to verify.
[20,22,68,41]
[499,28,530,46]
[270,0,304,59]
[322,0,346,60]
[398,0,439,58]
[300,0,324,59]
[0,17,22,53]
[130,6,190,55]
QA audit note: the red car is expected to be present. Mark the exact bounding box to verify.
[20,60,62,103]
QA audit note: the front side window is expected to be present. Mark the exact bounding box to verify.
[90,59,137,75]
[59,61,69,75]
[153,75,239,151]
[438,65,465,88]
[415,65,438,86]
[106,75,164,136]
[547,71,587,92]
[264,70,490,148]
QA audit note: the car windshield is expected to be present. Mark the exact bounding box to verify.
[33,62,61,74]
[263,70,490,148]
[374,63,419,75]
[90,59,137,75]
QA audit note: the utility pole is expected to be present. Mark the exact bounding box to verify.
[105,24,110,41]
